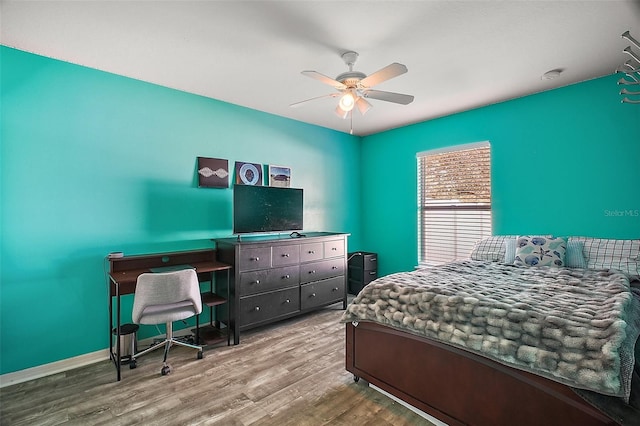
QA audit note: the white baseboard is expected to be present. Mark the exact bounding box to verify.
[0,349,110,388]
[0,328,196,389]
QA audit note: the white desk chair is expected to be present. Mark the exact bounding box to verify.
[130,268,203,375]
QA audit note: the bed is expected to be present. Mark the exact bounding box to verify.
[342,236,640,426]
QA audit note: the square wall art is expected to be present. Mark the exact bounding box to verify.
[269,165,291,188]
[235,161,263,186]
[197,157,229,188]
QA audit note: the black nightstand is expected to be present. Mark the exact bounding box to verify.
[348,252,378,295]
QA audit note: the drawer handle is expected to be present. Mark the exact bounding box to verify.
[283,274,290,279]
[311,293,316,297]
[250,257,260,262]
[332,266,338,270]
[371,258,377,262]
[254,306,260,311]
[309,270,316,274]
[285,299,290,304]
[253,280,260,285]
[308,250,315,254]
[282,253,290,257]
[369,271,376,275]
[331,247,337,251]
[332,287,339,291]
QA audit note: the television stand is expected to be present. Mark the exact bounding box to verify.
[214,232,348,345]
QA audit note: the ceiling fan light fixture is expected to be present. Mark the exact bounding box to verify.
[294,52,413,129]
[335,104,350,119]
[338,91,356,112]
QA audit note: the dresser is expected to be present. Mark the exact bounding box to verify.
[215,232,348,344]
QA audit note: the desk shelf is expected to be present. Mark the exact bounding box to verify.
[194,286,231,348]
[192,324,227,346]
[201,292,226,307]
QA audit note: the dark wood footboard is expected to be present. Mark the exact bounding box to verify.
[345,321,618,426]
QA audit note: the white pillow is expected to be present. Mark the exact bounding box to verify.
[570,237,640,277]
[470,236,515,262]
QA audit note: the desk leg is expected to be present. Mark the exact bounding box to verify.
[226,269,231,346]
[195,312,200,345]
[211,273,217,329]
[109,286,114,366]
[116,287,121,381]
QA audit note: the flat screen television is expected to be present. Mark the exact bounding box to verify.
[233,185,303,234]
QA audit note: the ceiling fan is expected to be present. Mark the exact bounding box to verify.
[291,51,414,121]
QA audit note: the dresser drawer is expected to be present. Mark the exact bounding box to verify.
[324,239,345,258]
[272,244,300,267]
[239,287,300,328]
[301,276,345,310]
[238,247,271,271]
[300,258,345,283]
[300,242,323,262]
[239,266,300,297]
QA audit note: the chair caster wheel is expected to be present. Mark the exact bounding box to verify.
[353,375,360,383]
[129,360,137,369]
[197,351,203,360]
[161,365,171,376]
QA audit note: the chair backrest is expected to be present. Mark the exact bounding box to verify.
[132,269,202,324]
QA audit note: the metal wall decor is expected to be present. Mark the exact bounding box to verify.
[617,31,640,104]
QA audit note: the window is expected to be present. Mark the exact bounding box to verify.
[417,142,491,266]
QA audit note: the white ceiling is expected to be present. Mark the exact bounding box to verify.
[2,1,639,136]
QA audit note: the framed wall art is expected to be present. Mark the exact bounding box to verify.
[197,157,229,188]
[268,165,291,188]
[235,161,263,186]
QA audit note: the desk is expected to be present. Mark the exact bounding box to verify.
[108,249,232,381]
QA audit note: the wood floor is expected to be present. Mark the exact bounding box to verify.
[0,306,434,425]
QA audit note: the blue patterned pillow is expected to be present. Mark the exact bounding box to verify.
[514,236,567,267]
[505,237,585,268]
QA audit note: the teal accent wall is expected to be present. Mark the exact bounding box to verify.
[360,75,640,276]
[0,47,362,375]
[2,44,640,377]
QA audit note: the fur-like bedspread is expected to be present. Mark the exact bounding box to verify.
[341,260,640,401]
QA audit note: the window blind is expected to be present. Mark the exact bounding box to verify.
[417,142,492,266]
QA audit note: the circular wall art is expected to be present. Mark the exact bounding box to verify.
[235,161,263,185]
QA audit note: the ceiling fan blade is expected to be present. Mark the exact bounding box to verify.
[290,93,340,108]
[355,97,372,115]
[301,71,347,90]
[359,63,408,88]
[363,89,414,105]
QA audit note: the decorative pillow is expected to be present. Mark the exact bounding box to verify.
[514,236,567,267]
[570,237,640,277]
[565,240,587,269]
[504,238,516,263]
[505,237,586,268]
[470,236,515,262]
